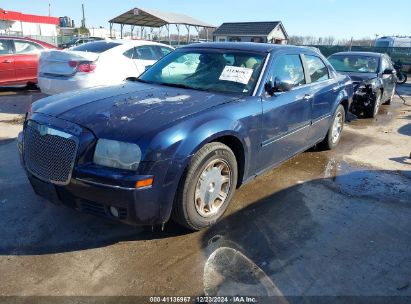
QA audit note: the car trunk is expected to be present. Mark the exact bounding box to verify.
[39,50,99,77]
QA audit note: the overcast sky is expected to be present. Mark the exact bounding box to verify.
[3,0,410,39]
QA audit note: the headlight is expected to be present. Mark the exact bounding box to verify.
[356,81,377,93]
[93,139,141,171]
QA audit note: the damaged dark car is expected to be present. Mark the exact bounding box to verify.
[18,43,353,231]
[328,52,397,118]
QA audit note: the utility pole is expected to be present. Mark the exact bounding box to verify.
[81,4,86,28]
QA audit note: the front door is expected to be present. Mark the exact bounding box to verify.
[259,53,312,171]
[381,55,396,100]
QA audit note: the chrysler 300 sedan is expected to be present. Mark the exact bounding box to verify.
[18,43,353,230]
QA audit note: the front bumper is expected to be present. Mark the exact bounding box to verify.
[351,85,377,112]
[18,115,185,226]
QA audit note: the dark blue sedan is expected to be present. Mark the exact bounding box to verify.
[18,43,353,230]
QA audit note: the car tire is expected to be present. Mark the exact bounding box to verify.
[26,82,37,90]
[364,90,382,118]
[172,142,238,231]
[319,104,345,150]
[383,84,396,105]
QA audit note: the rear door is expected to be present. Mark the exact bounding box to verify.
[0,39,15,85]
[259,53,312,170]
[303,54,340,145]
[12,39,44,83]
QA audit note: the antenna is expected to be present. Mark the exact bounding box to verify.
[48,3,51,16]
[81,3,86,28]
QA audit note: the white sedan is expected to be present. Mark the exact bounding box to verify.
[37,39,174,95]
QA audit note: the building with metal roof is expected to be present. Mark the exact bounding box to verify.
[109,8,216,44]
[0,8,59,37]
[213,21,288,44]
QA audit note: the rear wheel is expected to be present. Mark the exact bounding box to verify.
[319,104,345,150]
[26,82,38,90]
[172,143,238,231]
[364,90,382,118]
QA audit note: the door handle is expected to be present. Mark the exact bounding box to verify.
[303,94,312,100]
[2,59,13,64]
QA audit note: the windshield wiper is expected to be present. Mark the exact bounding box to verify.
[131,78,153,84]
[156,82,194,90]
[158,82,216,92]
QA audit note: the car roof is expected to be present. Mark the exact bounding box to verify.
[0,36,56,48]
[331,51,383,58]
[106,39,168,45]
[180,42,314,54]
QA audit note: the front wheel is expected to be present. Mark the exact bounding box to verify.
[319,104,345,150]
[172,142,238,231]
[364,90,382,118]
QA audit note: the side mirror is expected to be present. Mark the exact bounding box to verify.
[383,68,395,75]
[265,77,294,95]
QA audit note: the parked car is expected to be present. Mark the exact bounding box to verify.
[328,52,397,118]
[58,37,103,49]
[18,43,353,230]
[38,40,174,95]
[0,36,56,87]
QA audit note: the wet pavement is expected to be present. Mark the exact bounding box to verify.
[0,86,410,297]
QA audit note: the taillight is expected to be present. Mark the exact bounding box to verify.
[68,61,96,73]
[78,63,96,73]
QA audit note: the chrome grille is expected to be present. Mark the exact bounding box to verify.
[23,121,78,185]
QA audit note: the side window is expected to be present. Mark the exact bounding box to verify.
[14,40,42,54]
[305,55,329,83]
[135,46,158,60]
[0,40,12,55]
[158,46,173,57]
[123,48,135,59]
[270,54,306,88]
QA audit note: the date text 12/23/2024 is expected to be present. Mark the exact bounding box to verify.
[149,296,259,303]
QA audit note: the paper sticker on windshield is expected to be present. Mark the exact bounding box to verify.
[219,66,253,84]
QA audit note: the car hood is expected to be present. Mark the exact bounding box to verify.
[338,72,377,83]
[32,82,240,141]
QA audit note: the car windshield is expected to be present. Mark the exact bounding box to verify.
[328,55,379,73]
[139,49,266,95]
[375,41,390,47]
[72,41,121,53]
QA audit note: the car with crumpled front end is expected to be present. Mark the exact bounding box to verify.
[328,52,397,118]
[18,43,353,231]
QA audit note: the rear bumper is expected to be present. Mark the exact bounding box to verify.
[37,74,98,95]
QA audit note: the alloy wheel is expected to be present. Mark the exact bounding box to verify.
[194,159,232,218]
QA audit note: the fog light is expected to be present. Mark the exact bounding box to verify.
[109,206,119,218]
